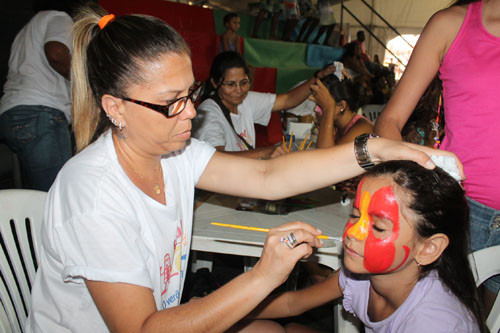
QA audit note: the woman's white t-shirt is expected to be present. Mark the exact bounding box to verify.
[193,91,276,151]
[26,130,215,332]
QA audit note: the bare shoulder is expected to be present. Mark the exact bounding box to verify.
[421,5,468,57]
[426,5,468,35]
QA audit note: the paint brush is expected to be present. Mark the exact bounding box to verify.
[211,222,342,242]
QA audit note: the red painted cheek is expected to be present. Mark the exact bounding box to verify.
[363,185,402,273]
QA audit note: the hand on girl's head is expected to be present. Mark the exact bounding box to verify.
[400,142,465,180]
[368,138,464,178]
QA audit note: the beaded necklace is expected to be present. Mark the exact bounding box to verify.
[432,95,442,149]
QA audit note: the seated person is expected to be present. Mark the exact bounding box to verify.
[342,42,374,90]
[248,160,485,332]
[193,51,336,159]
[312,74,372,148]
[311,74,373,194]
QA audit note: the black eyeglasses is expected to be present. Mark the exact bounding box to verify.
[121,82,203,118]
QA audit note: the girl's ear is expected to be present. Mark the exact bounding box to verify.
[338,100,348,112]
[415,233,449,266]
[210,78,218,89]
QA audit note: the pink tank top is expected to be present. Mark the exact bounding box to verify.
[440,0,500,210]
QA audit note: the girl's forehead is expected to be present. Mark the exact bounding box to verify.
[358,176,394,197]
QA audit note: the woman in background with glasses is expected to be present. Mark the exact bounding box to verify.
[27,4,462,332]
[194,51,335,159]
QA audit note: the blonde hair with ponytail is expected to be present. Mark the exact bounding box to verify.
[71,5,107,152]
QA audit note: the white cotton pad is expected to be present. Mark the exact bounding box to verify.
[430,155,461,182]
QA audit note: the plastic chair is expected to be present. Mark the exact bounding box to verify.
[469,245,500,332]
[0,189,47,333]
[361,104,385,123]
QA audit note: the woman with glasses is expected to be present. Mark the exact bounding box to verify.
[194,51,336,159]
[27,4,463,332]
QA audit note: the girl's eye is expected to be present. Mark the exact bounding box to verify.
[372,224,385,232]
[349,213,360,219]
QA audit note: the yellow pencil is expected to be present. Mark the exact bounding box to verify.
[210,222,342,241]
[288,131,293,152]
[282,136,287,153]
[306,140,313,150]
[299,131,310,151]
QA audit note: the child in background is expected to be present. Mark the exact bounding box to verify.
[220,13,241,53]
[250,160,486,332]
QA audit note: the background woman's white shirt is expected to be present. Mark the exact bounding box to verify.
[193,91,276,151]
[26,130,215,332]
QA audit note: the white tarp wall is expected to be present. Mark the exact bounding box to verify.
[331,0,452,61]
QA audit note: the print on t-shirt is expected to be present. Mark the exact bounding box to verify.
[160,218,187,309]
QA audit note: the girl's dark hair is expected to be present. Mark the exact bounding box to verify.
[201,51,249,101]
[223,13,239,25]
[320,74,367,112]
[365,161,486,332]
[71,4,190,152]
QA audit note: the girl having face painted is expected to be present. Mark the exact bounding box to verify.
[247,160,486,332]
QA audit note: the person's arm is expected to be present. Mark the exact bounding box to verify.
[273,64,336,111]
[343,56,373,79]
[44,41,71,80]
[309,79,338,148]
[197,137,464,200]
[250,269,342,319]
[374,7,465,140]
[215,145,285,160]
[86,221,323,332]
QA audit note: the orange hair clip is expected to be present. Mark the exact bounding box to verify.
[98,14,115,30]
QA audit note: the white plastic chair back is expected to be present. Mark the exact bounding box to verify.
[0,189,46,333]
[468,245,500,332]
[361,104,385,123]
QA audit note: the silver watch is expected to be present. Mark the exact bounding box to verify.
[354,133,379,169]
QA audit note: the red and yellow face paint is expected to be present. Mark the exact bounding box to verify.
[343,178,410,274]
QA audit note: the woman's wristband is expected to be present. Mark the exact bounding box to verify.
[354,133,379,169]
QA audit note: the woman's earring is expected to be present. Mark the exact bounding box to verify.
[118,122,122,131]
[415,259,421,267]
[110,118,117,126]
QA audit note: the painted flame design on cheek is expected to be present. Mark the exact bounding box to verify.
[346,192,371,240]
[363,185,410,273]
[343,178,365,241]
